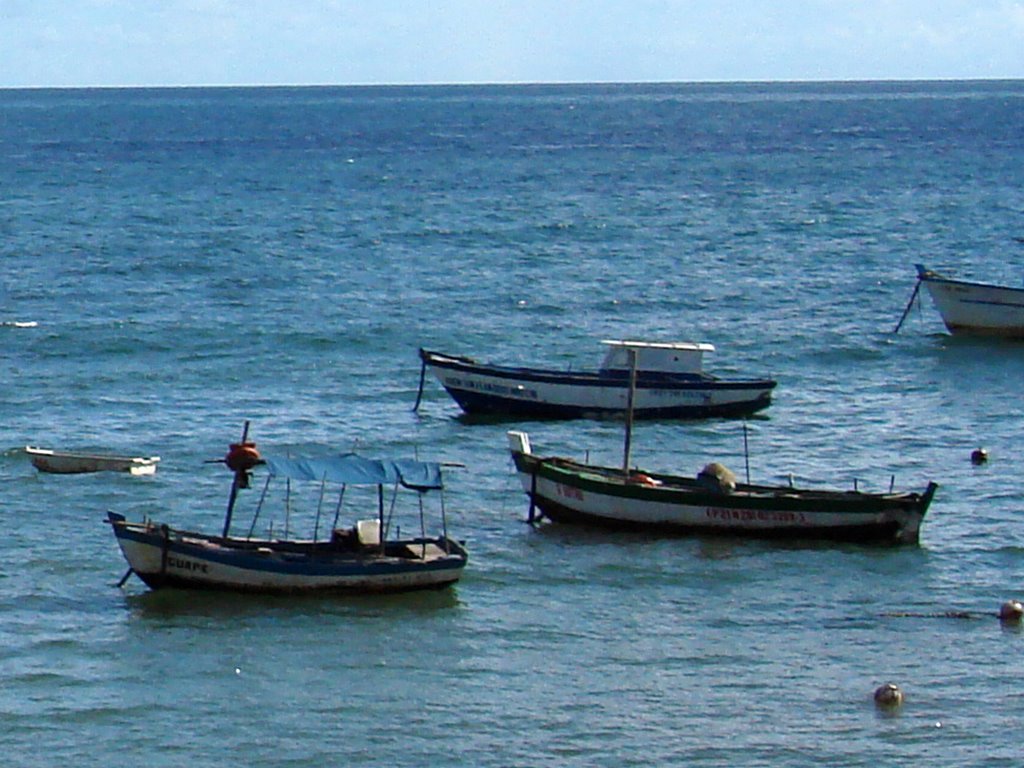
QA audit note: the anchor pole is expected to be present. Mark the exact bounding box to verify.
[893,280,921,334]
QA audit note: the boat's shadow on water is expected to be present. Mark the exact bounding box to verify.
[452,412,773,427]
[527,518,925,558]
[927,333,1024,355]
[121,586,462,621]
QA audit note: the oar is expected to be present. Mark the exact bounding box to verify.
[116,568,134,588]
[893,280,921,334]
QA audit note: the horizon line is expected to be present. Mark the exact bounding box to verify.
[2,76,1024,91]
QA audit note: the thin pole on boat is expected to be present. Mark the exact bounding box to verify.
[331,485,347,531]
[412,350,428,412]
[284,477,292,539]
[440,489,450,554]
[743,422,751,485]
[622,347,638,475]
[222,421,250,538]
[116,568,134,588]
[377,484,386,554]
[313,474,327,543]
[893,280,921,333]
[245,472,273,540]
[418,492,427,557]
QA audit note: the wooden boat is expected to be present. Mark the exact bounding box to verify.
[507,431,937,545]
[899,264,1024,338]
[107,425,468,594]
[505,344,935,544]
[415,341,776,419]
[26,446,160,475]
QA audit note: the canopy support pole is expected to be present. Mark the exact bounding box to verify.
[378,484,386,554]
[743,422,751,485]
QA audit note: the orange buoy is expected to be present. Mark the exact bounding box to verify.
[225,441,261,473]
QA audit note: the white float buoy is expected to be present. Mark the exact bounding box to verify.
[999,600,1023,623]
[874,683,904,708]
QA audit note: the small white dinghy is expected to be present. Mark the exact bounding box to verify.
[26,447,160,476]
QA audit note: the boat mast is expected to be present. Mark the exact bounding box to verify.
[622,346,638,475]
[222,421,250,538]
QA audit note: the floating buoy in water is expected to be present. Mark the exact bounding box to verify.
[971,448,989,465]
[874,683,904,708]
[999,600,1023,623]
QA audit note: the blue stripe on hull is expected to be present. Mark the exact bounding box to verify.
[447,388,773,419]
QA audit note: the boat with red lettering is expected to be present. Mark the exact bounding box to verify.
[107,424,468,594]
[415,341,776,419]
[507,431,937,545]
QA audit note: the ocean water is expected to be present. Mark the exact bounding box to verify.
[2,81,1024,766]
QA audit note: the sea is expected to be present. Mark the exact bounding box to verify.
[2,81,1024,767]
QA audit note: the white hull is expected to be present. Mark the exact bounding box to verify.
[512,465,919,538]
[110,515,467,593]
[507,432,935,545]
[419,346,775,419]
[27,447,159,475]
[918,267,1024,337]
[434,367,769,411]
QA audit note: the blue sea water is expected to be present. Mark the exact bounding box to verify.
[3,80,1024,766]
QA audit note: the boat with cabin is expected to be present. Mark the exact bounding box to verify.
[415,340,776,419]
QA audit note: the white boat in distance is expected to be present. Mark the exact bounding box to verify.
[26,446,160,475]
[912,264,1024,338]
[416,340,776,419]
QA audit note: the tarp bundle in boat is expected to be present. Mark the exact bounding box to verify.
[263,453,443,490]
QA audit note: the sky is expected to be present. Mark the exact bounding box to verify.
[1,0,1023,88]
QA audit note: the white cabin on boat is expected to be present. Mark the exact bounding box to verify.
[598,340,713,375]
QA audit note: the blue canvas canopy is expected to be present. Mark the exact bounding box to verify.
[262,453,444,490]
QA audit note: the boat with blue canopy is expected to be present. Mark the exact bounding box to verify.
[107,423,468,594]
